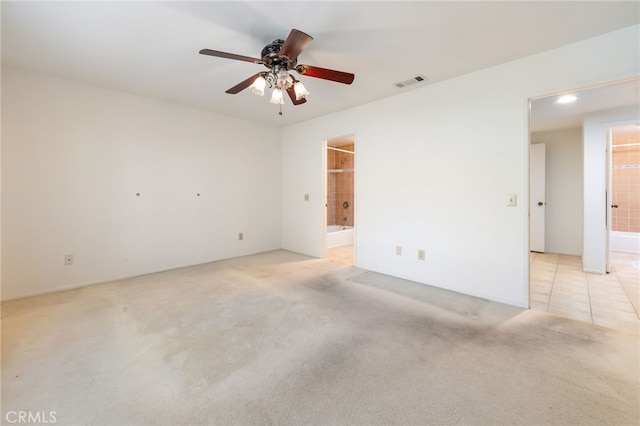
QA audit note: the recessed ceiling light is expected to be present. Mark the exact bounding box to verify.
[557,94,577,104]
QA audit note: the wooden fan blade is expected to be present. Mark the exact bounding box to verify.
[286,86,307,105]
[279,29,313,61]
[226,73,264,94]
[296,65,354,85]
[199,49,263,64]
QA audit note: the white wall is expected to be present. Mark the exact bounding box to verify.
[1,66,282,300]
[583,105,640,274]
[531,129,583,256]
[281,25,639,308]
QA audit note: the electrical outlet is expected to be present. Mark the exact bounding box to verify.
[396,246,402,256]
[417,249,425,261]
[64,254,74,266]
[238,232,244,241]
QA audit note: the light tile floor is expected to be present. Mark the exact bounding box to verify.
[530,251,639,333]
[327,244,355,265]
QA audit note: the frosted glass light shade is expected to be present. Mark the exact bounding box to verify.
[270,88,284,105]
[293,81,309,100]
[250,76,266,96]
[276,70,293,89]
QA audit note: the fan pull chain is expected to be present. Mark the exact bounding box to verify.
[278,104,283,116]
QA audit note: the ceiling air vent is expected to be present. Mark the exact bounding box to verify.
[395,75,427,88]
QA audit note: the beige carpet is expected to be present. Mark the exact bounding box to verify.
[2,250,638,425]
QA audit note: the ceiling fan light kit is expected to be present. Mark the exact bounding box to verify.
[199,29,354,115]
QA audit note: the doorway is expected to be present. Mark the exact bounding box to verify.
[608,124,640,255]
[324,135,355,265]
[528,79,640,332]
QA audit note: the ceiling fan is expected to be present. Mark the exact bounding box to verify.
[199,29,355,111]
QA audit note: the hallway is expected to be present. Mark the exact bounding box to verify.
[530,251,639,333]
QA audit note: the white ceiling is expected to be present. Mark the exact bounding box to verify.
[2,1,639,127]
[531,79,640,133]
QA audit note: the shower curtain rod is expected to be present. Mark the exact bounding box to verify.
[328,146,354,154]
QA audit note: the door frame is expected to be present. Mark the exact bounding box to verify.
[527,79,639,303]
[321,139,328,257]
[322,133,357,260]
[606,127,613,273]
[605,120,640,271]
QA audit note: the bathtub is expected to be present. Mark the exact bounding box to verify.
[610,231,640,254]
[326,225,354,248]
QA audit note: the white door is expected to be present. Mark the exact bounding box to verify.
[606,129,613,273]
[530,143,546,252]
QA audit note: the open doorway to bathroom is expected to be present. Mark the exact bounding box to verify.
[608,124,640,255]
[325,135,355,265]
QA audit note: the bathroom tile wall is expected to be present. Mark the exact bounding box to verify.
[612,134,640,233]
[327,148,336,225]
[327,144,354,227]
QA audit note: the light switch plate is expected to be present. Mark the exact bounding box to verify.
[506,194,517,207]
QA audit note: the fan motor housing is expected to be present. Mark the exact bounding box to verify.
[261,39,296,71]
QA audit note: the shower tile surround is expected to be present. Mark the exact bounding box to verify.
[612,134,640,233]
[327,143,354,227]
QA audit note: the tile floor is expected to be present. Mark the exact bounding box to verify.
[328,245,639,333]
[530,251,639,333]
[326,244,355,265]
